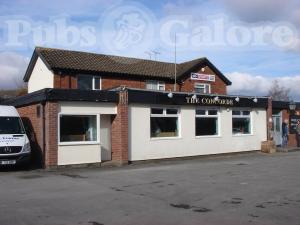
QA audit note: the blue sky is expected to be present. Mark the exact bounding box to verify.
[0,0,299,98]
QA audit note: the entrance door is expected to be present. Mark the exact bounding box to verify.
[100,115,112,161]
[272,111,282,146]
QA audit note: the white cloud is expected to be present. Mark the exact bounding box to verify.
[227,72,300,100]
[163,0,207,17]
[163,0,298,23]
[0,52,29,89]
[222,0,291,22]
[161,0,300,53]
[0,0,117,17]
[285,37,300,52]
[221,0,300,52]
[291,9,300,28]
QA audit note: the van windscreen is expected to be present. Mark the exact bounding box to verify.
[0,117,25,134]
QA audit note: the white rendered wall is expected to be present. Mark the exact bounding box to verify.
[129,105,267,161]
[58,102,117,115]
[100,114,112,161]
[57,102,116,166]
[28,57,54,93]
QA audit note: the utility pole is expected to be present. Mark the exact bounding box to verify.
[145,51,152,60]
[174,33,177,92]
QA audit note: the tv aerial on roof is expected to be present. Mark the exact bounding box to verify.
[152,51,161,61]
[144,51,152,60]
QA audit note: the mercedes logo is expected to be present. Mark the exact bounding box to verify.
[4,147,12,153]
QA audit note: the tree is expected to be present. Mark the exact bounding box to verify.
[13,77,28,96]
[268,80,290,101]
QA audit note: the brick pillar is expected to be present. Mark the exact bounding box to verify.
[261,97,276,153]
[282,109,297,147]
[44,102,58,168]
[17,104,45,168]
[267,97,273,140]
[111,89,129,165]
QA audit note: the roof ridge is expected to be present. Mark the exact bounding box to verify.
[23,46,231,86]
[35,46,205,66]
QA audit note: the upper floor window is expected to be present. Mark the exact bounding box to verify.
[146,80,165,91]
[194,83,210,94]
[77,75,101,90]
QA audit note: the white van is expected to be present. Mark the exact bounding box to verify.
[0,106,31,166]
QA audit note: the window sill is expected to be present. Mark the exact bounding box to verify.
[58,141,100,146]
[150,136,182,141]
[195,135,221,139]
[232,134,254,137]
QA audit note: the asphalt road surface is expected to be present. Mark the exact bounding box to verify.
[1,151,300,225]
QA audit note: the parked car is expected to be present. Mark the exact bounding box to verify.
[0,106,31,167]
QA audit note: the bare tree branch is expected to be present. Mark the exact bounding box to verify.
[268,79,290,101]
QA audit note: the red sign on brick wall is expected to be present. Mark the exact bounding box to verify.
[191,73,215,82]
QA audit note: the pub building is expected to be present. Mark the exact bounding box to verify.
[270,101,300,147]
[2,47,299,168]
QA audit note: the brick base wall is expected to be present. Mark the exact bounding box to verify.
[17,102,59,168]
[17,104,45,167]
[44,102,58,167]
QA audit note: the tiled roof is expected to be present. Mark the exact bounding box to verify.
[24,47,231,85]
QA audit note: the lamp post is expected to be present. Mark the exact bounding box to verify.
[289,100,296,114]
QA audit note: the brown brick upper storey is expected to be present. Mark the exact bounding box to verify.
[24,47,231,95]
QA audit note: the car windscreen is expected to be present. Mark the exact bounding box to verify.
[0,117,25,134]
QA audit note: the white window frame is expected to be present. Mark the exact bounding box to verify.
[195,108,221,137]
[232,110,253,136]
[194,83,211,94]
[146,80,165,91]
[77,75,102,90]
[58,113,100,146]
[92,76,102,90]
[150,107,181,140]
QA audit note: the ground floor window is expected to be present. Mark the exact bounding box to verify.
[59,115,98,143]
[150,108,179,138]
[232,110,251,135]
[195,109,219,136]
